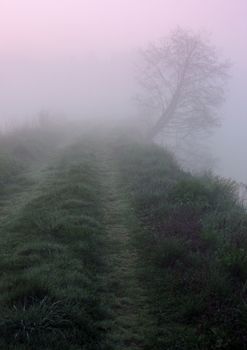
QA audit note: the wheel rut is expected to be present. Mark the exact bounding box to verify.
[99,148,151,350]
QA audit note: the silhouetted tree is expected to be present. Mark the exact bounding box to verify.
[137,28,230,140]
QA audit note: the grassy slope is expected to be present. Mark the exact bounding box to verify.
[1,128,247,349]
[0,139,110,349]
[115,141,247,349]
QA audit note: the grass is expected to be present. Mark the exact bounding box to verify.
[0,123,66,198]
[0,124,66,163]
[115,141,247,349]
[1,126,247,349]
[0,139,110,350]
[0,154,25,196]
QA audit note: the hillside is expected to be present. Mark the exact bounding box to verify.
[0,128,247,349]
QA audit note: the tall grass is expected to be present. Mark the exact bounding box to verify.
[0,140,109,350]
[115,142,247,349]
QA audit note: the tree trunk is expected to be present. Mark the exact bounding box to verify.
[148,89,181,140]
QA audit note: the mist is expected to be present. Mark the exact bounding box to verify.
[2,2,247,348]
[1,0,247,181]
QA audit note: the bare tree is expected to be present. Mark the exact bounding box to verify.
[137,28,230,140]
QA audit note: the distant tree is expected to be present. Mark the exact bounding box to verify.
[137,28,230,140]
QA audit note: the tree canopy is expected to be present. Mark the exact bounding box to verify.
[138,28,230,140]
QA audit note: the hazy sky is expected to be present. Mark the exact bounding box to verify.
[0,0,246,181]
[0,0,246,57]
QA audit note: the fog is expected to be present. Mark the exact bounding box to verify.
[0,0,247,181]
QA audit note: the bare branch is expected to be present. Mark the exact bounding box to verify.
[137,28,230,141]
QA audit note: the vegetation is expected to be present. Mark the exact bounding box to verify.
[1,126,247,349]
[0,138,109,349]
[137,28,230,140]
[115,141,247,349]
[0,154,24,187]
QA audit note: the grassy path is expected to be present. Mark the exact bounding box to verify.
[99,146,151,350]
[1,135,246,349]
[0,140,153,349]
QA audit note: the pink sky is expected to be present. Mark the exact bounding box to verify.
[0,0,247,181]
[0,0,246,59]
